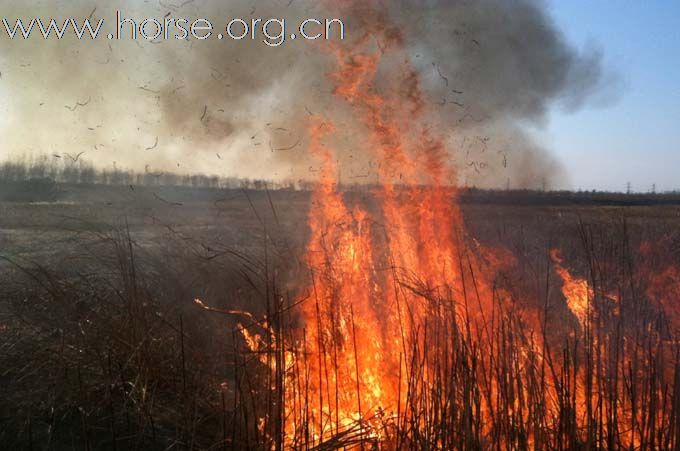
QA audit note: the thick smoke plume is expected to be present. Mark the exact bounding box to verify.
[0,0,609,188]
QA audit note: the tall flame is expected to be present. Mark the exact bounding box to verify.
[273,3,512,446]
[550,249,591,325]
[228,6,680,446]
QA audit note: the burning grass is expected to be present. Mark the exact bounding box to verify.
[2,2,679,449]
[2,199,679,450]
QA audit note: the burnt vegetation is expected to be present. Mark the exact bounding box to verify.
[1,177,680,449]
[0,0,669,448]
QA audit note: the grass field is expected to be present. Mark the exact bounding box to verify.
[1,184,680,449]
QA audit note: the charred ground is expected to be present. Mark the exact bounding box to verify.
[1,184,680,449]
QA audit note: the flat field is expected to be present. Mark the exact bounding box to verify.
[1,185,679,449]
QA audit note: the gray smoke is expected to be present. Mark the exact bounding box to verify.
[0,0,612,188]
[388,0,612,188]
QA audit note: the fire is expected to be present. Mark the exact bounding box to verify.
[640,241,680,331]
[294,118,394,439]
[288,16,462,445]
[230,3,511,445]
[249,3,521,447]
[225,4,680,449]
[550,249,591,325]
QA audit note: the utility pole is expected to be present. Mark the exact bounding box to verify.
[626,181,631,194]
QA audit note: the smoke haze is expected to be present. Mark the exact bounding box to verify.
[0,0,610,188]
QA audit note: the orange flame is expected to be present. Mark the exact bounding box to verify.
[550,249,591,325]
[234,4,643,448]
[274,4,521,446]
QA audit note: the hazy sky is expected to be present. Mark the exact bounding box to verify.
[0,1,677,192]
[545,0,680,192]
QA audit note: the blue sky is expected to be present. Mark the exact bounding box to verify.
[543,0,680,192]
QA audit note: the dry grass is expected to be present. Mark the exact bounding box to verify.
[1,196,679,449]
